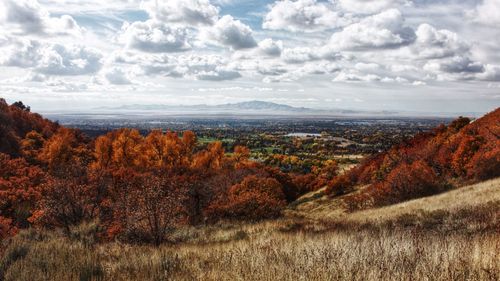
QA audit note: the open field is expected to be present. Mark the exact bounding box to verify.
[1,178,498,281]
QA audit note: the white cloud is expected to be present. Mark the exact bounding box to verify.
[477,64,500,81]
[141,0,219,26]
[412,80,427,86]
[300,61,341,74]
[196,69,241,81]
[424,56,485,80]
[282,47,319,64]
[338,0,410,14]
[355,62,381,71]
[203,15,257,50]
[281,46,343,64]
[114,52,242,81]
[263,0,351,32]
[0,39,103,76]
[0,0,82,36]
[474,0,500,26]
[0,39,42,68]
[258,38,283,57]
[328,9,415,51]
[120,20,191,53]
[333,70,382,82]
[412,24,469,59]
[103,67,133,85]
[44,79,89,92]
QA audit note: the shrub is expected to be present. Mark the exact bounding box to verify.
[468,149,500,180]
[206,175,286,221]
[371,160,446,206]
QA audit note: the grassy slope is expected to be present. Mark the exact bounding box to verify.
[287,178,500,222]
[1,178,499,280]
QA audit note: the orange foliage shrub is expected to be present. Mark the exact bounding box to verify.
[108,172,189,244]
[0,153,46,228]
[39,128,91,175]
[206,175,286,221]
[32,175,99,231]
[370,160,445,206]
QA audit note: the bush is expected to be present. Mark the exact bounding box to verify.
[371,160,446,206]
[468,149,500,180]
[206,175,286,221]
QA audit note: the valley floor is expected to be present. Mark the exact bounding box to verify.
[1,179,499,281]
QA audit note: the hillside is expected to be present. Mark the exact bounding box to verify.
[288,177,500,223]
[323,108,499,210]
[1,178,498,280]
[0,99,59,156]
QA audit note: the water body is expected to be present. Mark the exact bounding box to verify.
[286,133,322,137]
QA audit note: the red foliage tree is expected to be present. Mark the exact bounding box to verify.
[0,153,45,228]
[206,175,286,221]
[105,172,188,244]
[371,160,444,206]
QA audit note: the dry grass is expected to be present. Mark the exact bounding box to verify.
[288,178,500,221]
[1,225,498,281]
[1,178,499,281]
[347,178,500,224]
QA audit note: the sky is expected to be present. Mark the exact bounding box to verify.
[0,0,499,114]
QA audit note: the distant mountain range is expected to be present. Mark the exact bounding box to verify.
[95,100,393,116]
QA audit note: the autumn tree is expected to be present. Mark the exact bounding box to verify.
[111,129,144,169]
[192,141,225,172]
[39,128,91,176]
[371,160,444,206]
[108,172,188,244]
[0,153,45,228]
[31,175,99,232]
[206,175,286,221]
[232,145,251,164]
[20,131,45,164]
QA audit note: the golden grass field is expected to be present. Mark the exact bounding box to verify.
[1,178,499,281]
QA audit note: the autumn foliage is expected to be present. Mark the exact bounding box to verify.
[0,100,313,242]
[1,99,498,243]
[329,109,500,210]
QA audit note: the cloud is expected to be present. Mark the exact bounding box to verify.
[0,39,42,68]
[203,15,257,50]
[114,52,242,81]
[412,24,469,59]
[256,63,289,76]
[477,65,500,81]
[0,39,103,76]
[328,9,415,51]
[258,38,283,57]
[474,0,500,26]
[141,0,219,26]
[0,0,82,36]
[299,61,341,74]
[103,67,133,85]
[333,70,382,82]
[196,69,241,81]
[355,62,381,72]
[120,20,191,53]
[44,79,89,92]
[263,0,351,32]
[282,47,319,64]
[338,0,410,14]
[424,56,484,74]
[282,46,343,64]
